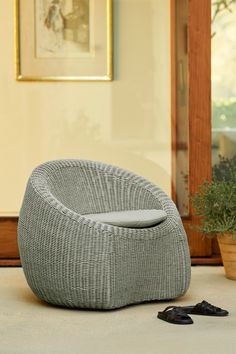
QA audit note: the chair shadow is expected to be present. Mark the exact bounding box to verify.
[19,287,193,313]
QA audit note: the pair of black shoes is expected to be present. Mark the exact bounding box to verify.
[157,300,229,325]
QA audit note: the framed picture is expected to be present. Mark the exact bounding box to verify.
[15,0,112,81]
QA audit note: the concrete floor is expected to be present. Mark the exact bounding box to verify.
[0,266,236,354]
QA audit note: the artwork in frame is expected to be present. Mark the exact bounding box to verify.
[15,0,112,81]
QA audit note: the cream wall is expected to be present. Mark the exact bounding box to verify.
[0,0,171,216]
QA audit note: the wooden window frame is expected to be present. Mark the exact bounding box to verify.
[171,0,221,263]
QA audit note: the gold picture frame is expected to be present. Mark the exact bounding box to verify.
[15,0,112,81]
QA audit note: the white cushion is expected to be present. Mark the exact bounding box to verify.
[84,209,167,228]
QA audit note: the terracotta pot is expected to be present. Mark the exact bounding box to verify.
[217,233,236,280]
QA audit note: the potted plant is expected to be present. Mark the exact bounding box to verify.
[192,155,236,280]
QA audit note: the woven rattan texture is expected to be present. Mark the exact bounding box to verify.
[18,160,191,309]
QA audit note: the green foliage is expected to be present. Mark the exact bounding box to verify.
[212,99,236,129]
[212,0,236,37]
[192,155,236,237]
[213,155,236,181]
[212,1,236,23]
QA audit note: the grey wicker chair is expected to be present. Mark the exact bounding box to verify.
[18,159,191,309]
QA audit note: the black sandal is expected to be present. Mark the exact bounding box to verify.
[157,306,194,325]
[181,300,229,317]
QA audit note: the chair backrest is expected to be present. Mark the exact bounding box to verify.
[32,160,162,215]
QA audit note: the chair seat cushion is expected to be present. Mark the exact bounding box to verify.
[84,209,167,228]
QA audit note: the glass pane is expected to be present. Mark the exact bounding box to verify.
[175,0,189,216]
[212,0,236,165]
